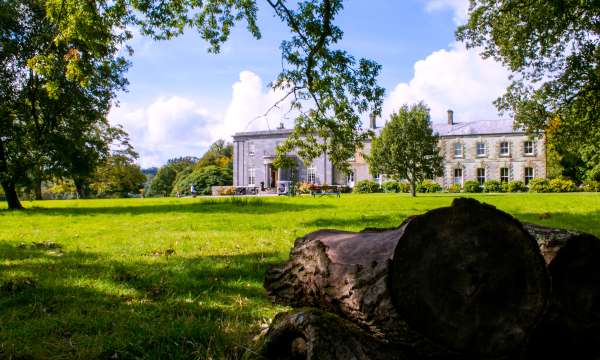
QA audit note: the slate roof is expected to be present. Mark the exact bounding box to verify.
[431,119,521,137]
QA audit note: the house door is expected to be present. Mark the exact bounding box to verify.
[270,167,278,188]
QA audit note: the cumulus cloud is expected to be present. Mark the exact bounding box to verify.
[424,0,470,24]
[211,71,295,141]
[383,43,511,124]
[109,71,294,167]
[109,96,216,168]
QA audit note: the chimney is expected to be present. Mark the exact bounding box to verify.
[370,113,377,129]
[447,109,454,125]
[278,122,284,129]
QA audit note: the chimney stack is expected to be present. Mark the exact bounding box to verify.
[370,113,377,129]
[278,122,284,129]
[447,109,454,125]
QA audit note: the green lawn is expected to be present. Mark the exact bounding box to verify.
[1,193,599,359]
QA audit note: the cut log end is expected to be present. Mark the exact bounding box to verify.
[390,197,550,357]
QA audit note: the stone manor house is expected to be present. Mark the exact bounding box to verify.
[232,110,546,190]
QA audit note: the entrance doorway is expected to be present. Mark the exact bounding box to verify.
[269,166,278,188]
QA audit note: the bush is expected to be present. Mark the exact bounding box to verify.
[417,179,442,193]
[463,180,482,193]
[353,180,381,194]
[548,178,576,192]
[528,178,549,193]
[382,181,401,193]
[446,183,461,193]
[296,182,313,194]
[507,180,527,192]
[218,186,236,196]
[172,165,232,196]
[582,180,600,192]
[483,180,503,193]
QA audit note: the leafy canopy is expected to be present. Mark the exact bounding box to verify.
[457,0,600,180]
[369,103,443,196]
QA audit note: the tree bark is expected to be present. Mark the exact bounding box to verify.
[265,198,549,359]
[0,137,23,210]
[258,308,412,360]
[34,179,42,200]
[523,223,600,360]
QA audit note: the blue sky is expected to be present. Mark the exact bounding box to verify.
[109,0,511,167]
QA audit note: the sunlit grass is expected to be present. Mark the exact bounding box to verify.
[1,193,599,358]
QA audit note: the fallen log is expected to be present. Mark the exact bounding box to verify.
[523,223,600,360]
[259,308,412,360]
[265,198,550,359]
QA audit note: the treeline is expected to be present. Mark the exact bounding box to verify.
[146,140,233,197]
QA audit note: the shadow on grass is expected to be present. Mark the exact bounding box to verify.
[301,214,409,229]
[0,242,283,359]
[4,197,332,217]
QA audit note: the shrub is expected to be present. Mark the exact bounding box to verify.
[548,178,576,192]
[218,186,236,196]
[296,182,313,194]
[446,183,461,193]
[582,180,600,192]
[528,178,549,193]
[172,165,232,196]
[507,180,527,192]
[483,180,503,193]
[463,180,482,193]
[417,179,442,193]
[353,180,381,194]
[338,186,353,194]
[382,181,401,193]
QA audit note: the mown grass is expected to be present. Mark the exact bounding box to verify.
[1,193,599,359]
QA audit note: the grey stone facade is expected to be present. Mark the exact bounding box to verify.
[232,119,546,189]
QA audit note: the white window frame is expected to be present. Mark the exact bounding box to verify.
[477,168,486,186]
[453,168,463,186]
[248,167,256,186]
[500,167,509,183]
[476,142,486,157]
[524,141,534,155]
[248,142,256,157]
[500,141,510,156]
[524,167,534,185]
[453,143,463,158]
[307,167,317,184]
[346,170,355,185]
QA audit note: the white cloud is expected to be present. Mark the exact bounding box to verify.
[109,71,294,167]
[211,71,295,141]
[424,0,470,24]
[109,96,216,168]
[383,43,511,124]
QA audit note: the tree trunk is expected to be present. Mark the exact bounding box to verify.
[34,179,42,200]
[523,223,600,360]
[74,177,87,199]
[410,178,416,197]
[0,137,23,210]
[258,308,412,360]
[265,198,549,359]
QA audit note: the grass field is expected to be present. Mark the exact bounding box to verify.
[1,193,599,359]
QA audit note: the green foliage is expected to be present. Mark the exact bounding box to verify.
[457,1,600,180]
[417,180,442,193]
[382,181,409,193]
[90,156,146,197]
[483,180,503,193]
[528,178,550,193]
[369,103,443,196]
[352,180,381,194]
[172,166,233,196]
[507,181,527,193]
[463,180,482,193]
[195,140,233,169]
[150,166,178,196]
[446,184,462,193]
[582,181,600,192]
[548,178,576,193]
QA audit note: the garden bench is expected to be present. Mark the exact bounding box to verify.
[310,185,341,198]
